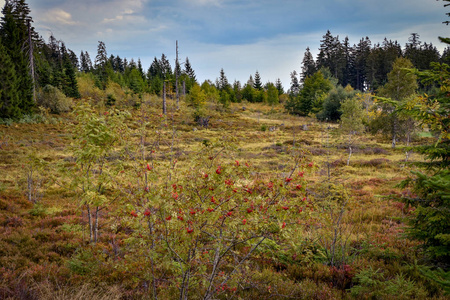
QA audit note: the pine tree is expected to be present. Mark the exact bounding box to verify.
[61,43,80,98]
[398,0,450,269]
[218,68,230,91]
[301,47,316,82]
[184,57,196,81]
[353,37,371,91]
[0,40,21,119]
[341,36,355,88]
[316,31,345,84]
[94,41,108,88]
[275,78,284,95]
[80,51,92,73]
[289,71,300,98]
[159,53,172,79]
[0,0,34,117]
[253,71,262,90]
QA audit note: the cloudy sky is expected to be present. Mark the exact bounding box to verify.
[2,0,449,87]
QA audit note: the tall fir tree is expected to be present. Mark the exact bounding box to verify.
[0,0,34,117]
[275,78,284,95]
[0,39,21,118]
[353,37,371,91]
[253,71,263,90]
[300,47,316,82]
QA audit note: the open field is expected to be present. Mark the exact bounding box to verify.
[0,99,445,299]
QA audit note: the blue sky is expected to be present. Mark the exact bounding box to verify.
[2,0,449,88]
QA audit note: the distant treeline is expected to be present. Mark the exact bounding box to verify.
[1,0,449,119]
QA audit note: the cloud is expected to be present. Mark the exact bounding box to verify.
[41,8,77,25]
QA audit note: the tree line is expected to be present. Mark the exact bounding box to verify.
[1,0,449,120]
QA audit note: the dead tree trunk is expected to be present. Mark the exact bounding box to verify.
[163,81,167,115]
[27,19,36,103]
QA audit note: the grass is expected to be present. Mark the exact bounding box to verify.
[0,98,446,299]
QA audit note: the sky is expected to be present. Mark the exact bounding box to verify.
[1,0,449,88]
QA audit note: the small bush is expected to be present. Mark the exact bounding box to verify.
[37,85,73,114]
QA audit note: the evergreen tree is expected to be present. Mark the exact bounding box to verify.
[366,39,402,90]
[233,80,242,102]
[316,30,345,84]
[184,57,196,81]
[253,71,263,90]
[218,68,230,91]
[317,84,357,121]
[442,46,450,64]
[289,71,300,98]
[341,36,355,88]
[80,51,92,73]
[398,1,450,269]
[0,40,21,119]
[301,47,316,82]
[285,70,333,116]
[94,41,108,89]
[159,53,172,79]
[61,43,80,98]
[182,57,196,93]
[115,55,124,73]
[275,78,284,95]
[353,37,371,91]
[0,0,34,116]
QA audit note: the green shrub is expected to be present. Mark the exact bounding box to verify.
[37,85,72,114]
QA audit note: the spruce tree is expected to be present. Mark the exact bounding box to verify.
[0,0,34,117]
[0,40,21,119]
[301,47,316,82]
[353,37,371,91]
[275,78,284,95]
[253,71,262,90]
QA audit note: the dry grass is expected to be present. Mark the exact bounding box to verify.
[0,98,442,298]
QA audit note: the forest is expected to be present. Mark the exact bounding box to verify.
[0,0,449,299]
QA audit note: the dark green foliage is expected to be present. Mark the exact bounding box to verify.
[0,0,34,118]
[285,70,333,116]
[402,171,450,264]
[317,85,357,121]
[275,78,284,95]
[253,71,262,90]
[0,40,21,119]
[300,47,316,82]
[399,60,450,268]
[404,33,441,71]
[242,83,256,102]
[61,43,80,98]
[366,39,402,91]
[353,37,371,91]
[316,31,345,84]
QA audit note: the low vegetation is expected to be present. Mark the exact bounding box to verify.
[0,81,448,298]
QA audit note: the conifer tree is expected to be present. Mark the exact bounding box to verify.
[218,68,230,91]
[301,47,316,82]
[253,70,262,90]
[353,37,371,91]
[275,78,284,95]
[0,0,34,117]
[0,40,21,119]
[94,41,108,89]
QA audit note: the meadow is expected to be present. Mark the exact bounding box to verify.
[0,92,446,299]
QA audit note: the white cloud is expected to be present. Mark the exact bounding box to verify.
[42,8,77,25]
